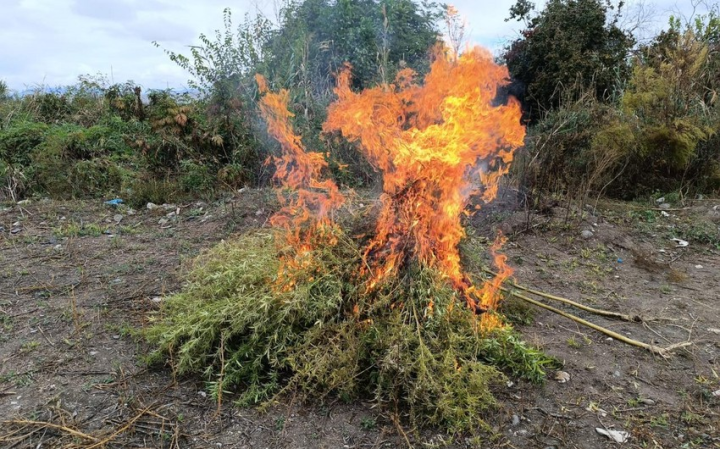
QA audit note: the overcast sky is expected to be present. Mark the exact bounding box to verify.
[1,0,704,92]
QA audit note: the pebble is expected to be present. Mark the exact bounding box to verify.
[695,265,703,269]
[581,230,594,239]
[146,202,158,210]
[511,414,521,426]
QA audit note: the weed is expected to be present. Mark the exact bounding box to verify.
[567,337,582,349]
[650,413,669,428]
[360,416,377,430]
[274,417,285,432]
[19,340,40,353]
[53,221,105,238]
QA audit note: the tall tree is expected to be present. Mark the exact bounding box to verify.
[503,0,635,122]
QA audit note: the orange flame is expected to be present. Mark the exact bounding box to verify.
[256,75,345,288]
[258,43,524,330]
[323,46,525,322]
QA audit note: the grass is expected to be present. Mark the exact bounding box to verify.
[145,230,558,435]
[53,221,106,238]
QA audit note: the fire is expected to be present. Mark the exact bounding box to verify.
[324,46,525,322]
[257,44,524,329]
[256,75,345,288]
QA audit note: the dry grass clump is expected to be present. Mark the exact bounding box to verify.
[145,230,556,435]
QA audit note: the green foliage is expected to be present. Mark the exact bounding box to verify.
[515,92,631,201]
[146,231,556,435]
[520,8,720,199]
[503,0,634,122]
[125,177,180,209]
[0,121,49,166]
[179,160,214,193]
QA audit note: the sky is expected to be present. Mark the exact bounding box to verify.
[0,0,706,92]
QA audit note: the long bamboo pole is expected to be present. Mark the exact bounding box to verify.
[481,268,641,322]
[500,287,690,358]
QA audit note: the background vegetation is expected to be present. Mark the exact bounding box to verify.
[0,0,718,205]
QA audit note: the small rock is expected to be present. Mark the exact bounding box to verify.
[581,230,594,239]
[89,351,98,356]
[112,335,120,340]
[613,370,621,377]
[146,202,158,210]
[113,214,123,223]
[659,203,671,210]
[198,391,207,398]
[712,389,720,397]
[655,197,665,204]
[639,398,655,405]
[511,415,521,426]
[53,244,62,251]
[151,296,162,303]
[695,265,703,269]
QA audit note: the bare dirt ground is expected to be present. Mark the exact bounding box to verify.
[1,188,718,448]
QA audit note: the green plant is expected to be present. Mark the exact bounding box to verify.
[146,231,556,435]
[360,416,377,430]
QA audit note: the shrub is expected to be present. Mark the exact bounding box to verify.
[0,121,49,166]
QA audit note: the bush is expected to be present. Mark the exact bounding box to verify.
[125,176,180,208]
[0,121,49,166]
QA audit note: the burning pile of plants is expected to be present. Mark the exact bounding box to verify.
[146,46,557,434]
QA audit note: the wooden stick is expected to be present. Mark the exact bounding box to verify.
[2,420,99,442]
[84,406,153,449]
[482,268,640,322]
[501,287,690,358]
